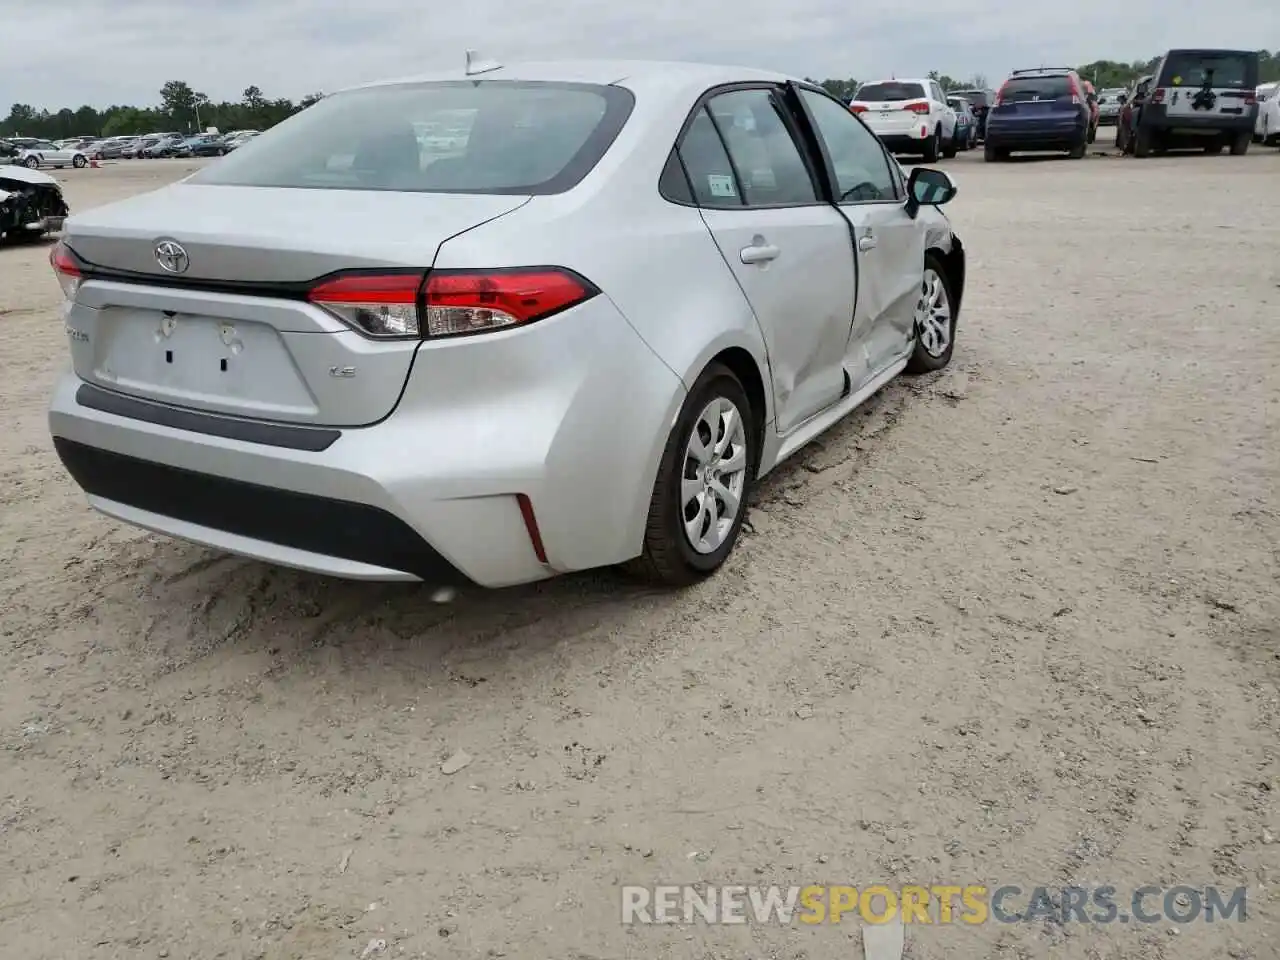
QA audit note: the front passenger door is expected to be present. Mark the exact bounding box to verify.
[794,86,925,379]
[679,87,857,434]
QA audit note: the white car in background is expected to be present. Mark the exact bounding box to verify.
[10,138,90,169]
[1255,82,1280,145]
[849,78,958,162]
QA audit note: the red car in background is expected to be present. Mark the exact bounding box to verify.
[1082,80,1101,143]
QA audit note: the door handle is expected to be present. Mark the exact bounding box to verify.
[858,235,877,252]
[740,243,780,265]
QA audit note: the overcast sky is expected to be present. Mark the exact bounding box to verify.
[5,0,1279,110]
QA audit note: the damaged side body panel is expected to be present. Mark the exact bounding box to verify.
[0,167,69,243]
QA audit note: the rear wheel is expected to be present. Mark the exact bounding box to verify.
[983,142,1007,162]
[906,254,957,375]
[1068,139,1086,159]
[1134,126,1154,158]
[1204,142,1224,155]
[941,130,958,159]
[72,155,87,168]
[23,156,39,169]
[628,364,756,587]
[1229,132,1250,156]
[921,128,941,163]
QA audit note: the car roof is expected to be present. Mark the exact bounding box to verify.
[342,58,795,94]
[859,77,931,85]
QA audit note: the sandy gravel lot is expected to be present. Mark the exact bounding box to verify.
[2,150,1278,960]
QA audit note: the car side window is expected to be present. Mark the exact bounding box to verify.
[677,106,745,207]
[797,87,898,203]
[659,146,694,205]
[705,88,818,206]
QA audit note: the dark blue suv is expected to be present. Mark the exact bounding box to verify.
[984,67,1091,161]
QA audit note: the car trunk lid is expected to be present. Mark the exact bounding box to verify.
[1157,52,1259,121]
[62,184,529,427]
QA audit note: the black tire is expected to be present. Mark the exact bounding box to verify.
[941,131,958,159]
[24,156,39,169]
[627,363,757,587]
[983,141,1006,162]
[921,128,941,163]
[1229,133,1250,156]
[1205,142,1224,155]
[1134,126,1154,158]
[905,252,958,375]
[1068,139,1086,159]
[73,155,87,168]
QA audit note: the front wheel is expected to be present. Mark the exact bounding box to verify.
[73,155,87,168]
[906,254,957,375]
[23,156,39,169]
[628,364,756,586]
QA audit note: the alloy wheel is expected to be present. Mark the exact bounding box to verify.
[915,268,953,358]
[681,397,748,554]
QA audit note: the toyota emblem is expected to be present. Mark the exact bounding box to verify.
[154,239,189,274]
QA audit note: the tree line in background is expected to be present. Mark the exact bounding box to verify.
[811,49,1280,100]
[0,80,323,140]
[5,50,1280,140]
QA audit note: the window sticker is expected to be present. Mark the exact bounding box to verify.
[707,174,737,198]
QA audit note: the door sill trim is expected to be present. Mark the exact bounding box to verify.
[760,353,910,474]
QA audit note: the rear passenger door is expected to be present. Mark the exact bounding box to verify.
[677,86,857,434]
[793,85,923,380]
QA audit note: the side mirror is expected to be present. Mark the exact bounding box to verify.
[905,167,957,218]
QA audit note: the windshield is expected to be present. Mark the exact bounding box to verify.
[190,81,634,195]
[1158,52,1255,89]
[855,82,926,102]
[999,76,1073,102]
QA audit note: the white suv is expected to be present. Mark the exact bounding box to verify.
[850,78,958,162]
[1255,82,1279,146]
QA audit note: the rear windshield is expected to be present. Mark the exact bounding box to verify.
[953,90,990,107]
[1000,76,1072,102]
[1158,52,1255,89]
[855,82,926,102]
[190,81,634,195]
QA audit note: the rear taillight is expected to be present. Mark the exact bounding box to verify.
[994,83,1009,105]
[307,271,423,338]
[307,268,597,340]
[850,104,868,113]
[904,101,931,114]
[49,240,82,301]
[1244,94,1257,106]
[1151,88,1166,104]
[424,269,596,337]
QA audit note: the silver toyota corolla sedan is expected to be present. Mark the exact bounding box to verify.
[48,58,966,590]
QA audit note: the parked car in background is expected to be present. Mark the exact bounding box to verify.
[1125,49,1259,156]
[1095,87,1128,125]
[90,137,136,160]
[143,135,189,158]
[947,96,978,150]
[48,59,967,590]
[1,165,69,242]
[175,135,230,157]
[849,77,958,161]
[122,136,161,158]
[1081,80,1101,143]
[1252,81,1278,145]
[0,139,18,162]
[949,87,995,141]
[9,138,90,169]
[984,67,1092,161]
[223,130,261,150]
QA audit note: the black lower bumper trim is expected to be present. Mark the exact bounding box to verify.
[75,383,341,452]
[52,437,471,584]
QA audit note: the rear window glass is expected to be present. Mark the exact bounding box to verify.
[1000,77,1072,102]
[1159,52,1254,89]
[855,82,926,102]
[189,81,633,195]
[953,90,990,107]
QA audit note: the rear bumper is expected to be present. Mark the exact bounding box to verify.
[48,301,686,588]
[985,121,1086,150]
[1141,107,1254,135]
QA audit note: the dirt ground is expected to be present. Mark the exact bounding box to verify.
[1,147,1277,960]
